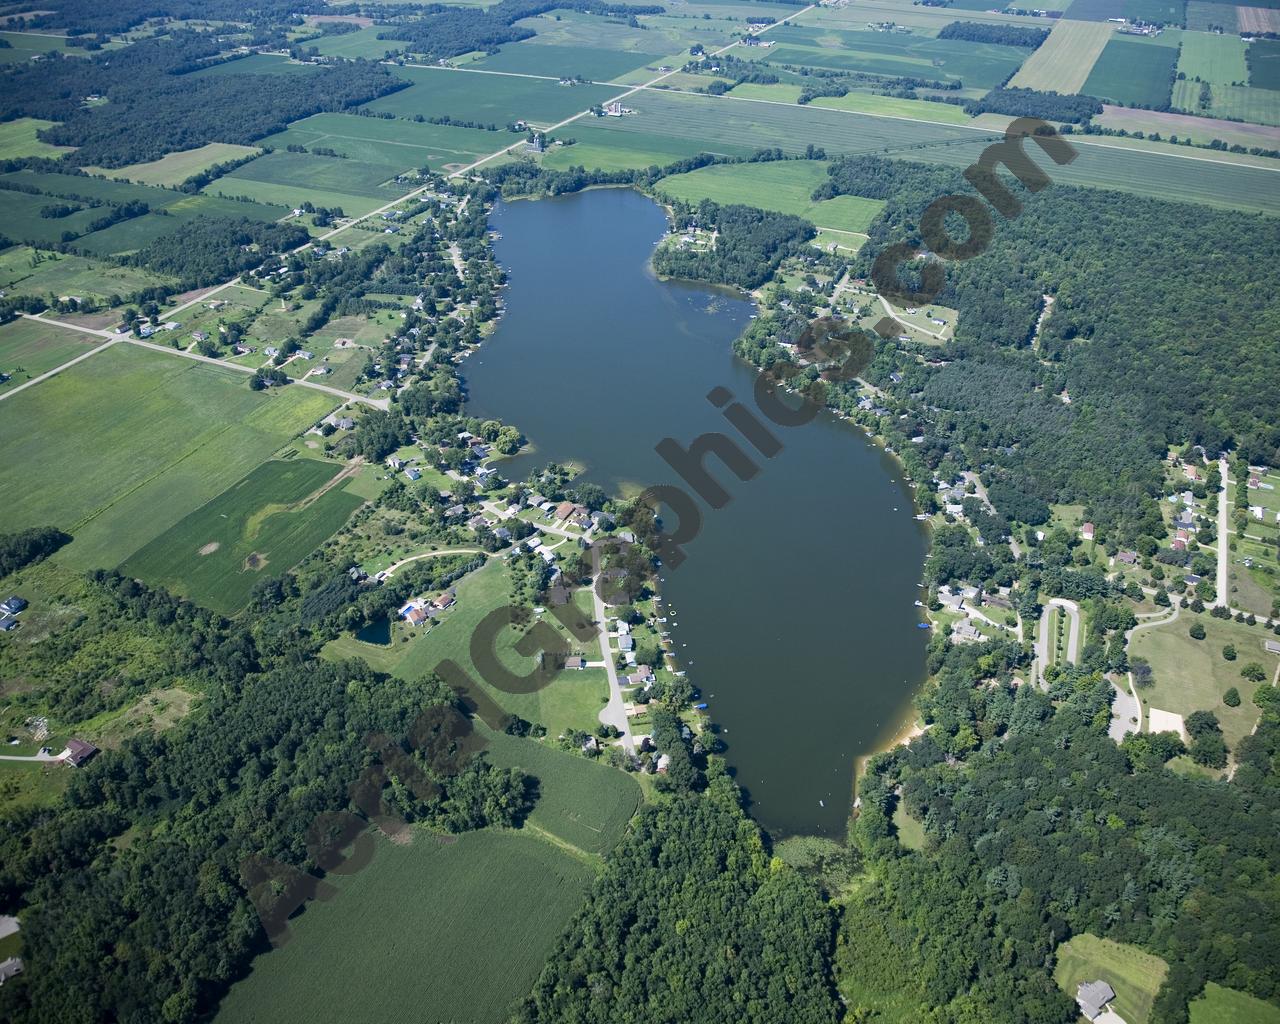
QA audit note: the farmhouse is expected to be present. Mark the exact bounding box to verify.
[63,738,98,768]
[0,958,22,986]
[432,592,456,610]
[1081,522,1095,541]
[1075,979,1115,1021]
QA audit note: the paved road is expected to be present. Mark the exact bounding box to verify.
[1215,456,1230,608]
[589,547,634,754]
[1035,597,1081,684]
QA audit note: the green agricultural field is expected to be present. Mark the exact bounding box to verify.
[75,193,291,257]
[324,558,610,737]
[121,459,363,614]
[367,65,619,126]
[215,150,405,199]
[1185,0,1238,31]
[549,89,1280,213]
[1093,104,1280,149]
[1084,36,1179,107]
[1178,30,1248,84]
[86,143,260,188]
[1128,612,1278,750]
[472,42,662,80]
[1190,983,1280,1024]
[0,344,336,571]
[0,247,173,306]
[303,25,406,59]
[1053,934,1168,1024]
[655,160,885,232]
[482,728,641,855]
[189,53,321,76]
[1201,83,1280,126]
[214,829,593,1024]
[1008,19,1114,93]
[1066,0,1187,24]
[759,25,1028,90]
[0,318,102,392]
[1250,39,1280,89]
[810,91,972,124]
[258,112,504,173]
[0,189,111,246]
[0,117,73,160]
[728,81,804,104]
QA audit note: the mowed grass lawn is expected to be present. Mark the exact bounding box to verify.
[1053,934,1168,1024]
[1129,612,1279,749]
[213,829,593,1024]
[0,318,102,392]
[1083,36,1179,108]
[1008,20,1114,93]
[0,344,336,570]
[325,558,610,737]
[482,727,640,856]
[1190,983,1280,1024]
[655,160,885,233]
[121,459,363,614]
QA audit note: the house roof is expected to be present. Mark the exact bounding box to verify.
[64,738,98,767]
[1076,980,1115,1019]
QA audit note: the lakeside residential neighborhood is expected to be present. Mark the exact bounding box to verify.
[0,2,1279,1024]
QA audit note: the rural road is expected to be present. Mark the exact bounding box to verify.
[1215,457,1230,608]
[1116,602,1181,741]
[590,547,634,755]
[380,548,486,579]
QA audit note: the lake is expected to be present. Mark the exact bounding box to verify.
[464,188,927,836]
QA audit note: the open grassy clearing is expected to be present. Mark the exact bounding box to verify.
[1053,934,1168,1024]
[654,160,885,232]
[0,761,69,812]
[1084,36,1179,108]
[1129,612,1278,750]
[121,459,364,615]
[1178,30,1249,84]
[1190,983,1280,1024]
[324,558,609,737]
[0,344,336,571]
[0,117,73,160]
[213,829,593,1024]
[472,41,662,80]
[84,142,260,187]
[0,317,102,391]
[557,88,1280,213]
[0,189,115,246]
[258,112,504,172]
[189,53,320,76]
[1066,0,1187,23]
[481,727,641,855]
[1008,19,1114,93]
[368,65,619,126]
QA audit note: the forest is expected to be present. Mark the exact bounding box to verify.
[937,21,1050,46]
[812,153,1280,543]
[653,200,815,289]
[0,32,406,167]
[964,87,1104,122]
[129,218,310,289]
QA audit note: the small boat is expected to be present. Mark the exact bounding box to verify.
[914,600,923,607]
[916,622,931,630]
[694,703,707,710]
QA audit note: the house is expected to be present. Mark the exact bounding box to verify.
[467,513,488,530]
[0,615,17,632]
[432,592,455,610]
[555,500,576,521]
[0,596,27,615]
[337,417,355,430]
[616,620,632,636]
[1250,504,1265,520]
[565,656,586,670]
[405,467,422,482]
[1081,522,1095,541]
[264,346,279,358]
[1117,551,1138,565]
[1248,474,1260,489]
[656,753,671,773]
[444,504,467,518]
[1265,640,1280,655]
[527,493,547,508]
[1174,511,1197,530]
[1076,980,1116,1021]
[192,330,208,343]
[475,466,498,482]
[298,350,314,361]
[401,605,428,627]
[951,619,983,643]
[618,636,634,652]
[387,455,403,471]
[62,738,98,768]
[1183,463,1200,481]
[0,958,22,986]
